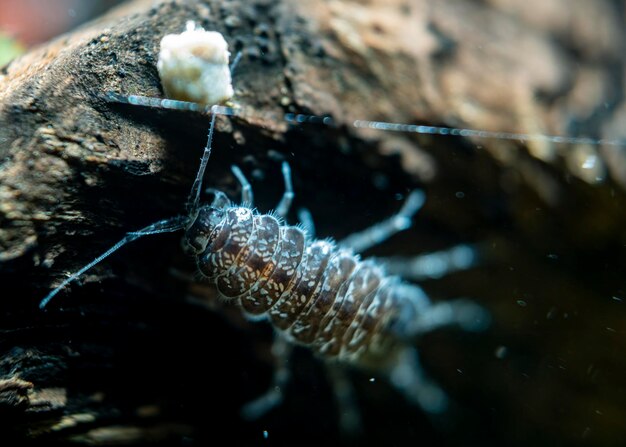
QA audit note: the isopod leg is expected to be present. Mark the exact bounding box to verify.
[274,162,295,219]
[204,189,232,208]
[406,298,490,335]
[387,283,489,338]
[388,347,448,414]
[231,165,254,206]
[240,334,293,420]
[338,190,425,253]
[297,207,316,239]
[325,364,361,435]
[378,243,479,281]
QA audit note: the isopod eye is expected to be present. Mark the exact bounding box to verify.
[185,206,225,253]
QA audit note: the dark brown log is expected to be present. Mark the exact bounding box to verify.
[1,0,625,445]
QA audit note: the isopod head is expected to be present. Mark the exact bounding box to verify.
[185,205,227,253]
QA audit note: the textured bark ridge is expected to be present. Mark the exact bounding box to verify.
[1,0,625,445]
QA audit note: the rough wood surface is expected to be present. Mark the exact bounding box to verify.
[1,0,625,445]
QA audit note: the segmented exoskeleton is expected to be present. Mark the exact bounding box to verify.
[190,183,427,363]
[187,183,478,364]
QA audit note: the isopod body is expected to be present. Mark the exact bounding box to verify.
[186,202,421,367]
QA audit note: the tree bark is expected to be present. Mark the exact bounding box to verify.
[1,0,625,445]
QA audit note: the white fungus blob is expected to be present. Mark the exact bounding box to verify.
[157,21,234,105]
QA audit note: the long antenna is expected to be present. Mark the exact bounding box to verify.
[104,93,626,148]
[39,216,187,309]
[187,109,217,214]
[40,102,220,309]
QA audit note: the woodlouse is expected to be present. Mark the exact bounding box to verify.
[38,26,490,430]
[4,5,620,446]
[40,100,489,425]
